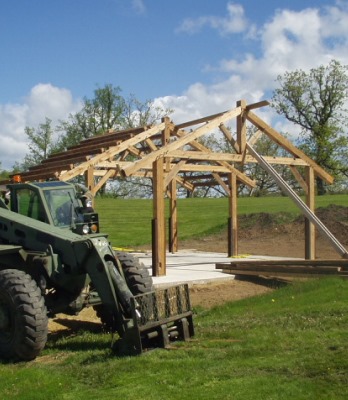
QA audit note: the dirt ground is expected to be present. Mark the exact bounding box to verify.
[48,205,348,333]
[48,278,274,333]
[181,204,348,260]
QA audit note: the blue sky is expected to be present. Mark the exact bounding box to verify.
[1,0,348,169]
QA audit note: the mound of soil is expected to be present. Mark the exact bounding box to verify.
[181,204,348,259]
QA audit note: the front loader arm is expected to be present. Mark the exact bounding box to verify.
[83,237,136,330]
[83,238,195,355]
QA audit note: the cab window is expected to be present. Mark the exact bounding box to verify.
[44,188,80,226]
[15,189,46,222]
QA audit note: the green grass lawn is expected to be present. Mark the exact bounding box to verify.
[1,195,347,399]
[97,194,348,247]
[1,278,347,399]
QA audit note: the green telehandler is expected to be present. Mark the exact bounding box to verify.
[0,179,194,361]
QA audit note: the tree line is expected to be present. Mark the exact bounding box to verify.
[1,60,348,197]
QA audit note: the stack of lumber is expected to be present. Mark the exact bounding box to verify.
[216,259,348,278]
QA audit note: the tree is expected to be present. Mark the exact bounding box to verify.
[54,85,172,154]
[123,94,173,129]
[21,118,54,170]
[0,162,10,181]
[272,60,348,194]
[54,84,126,152]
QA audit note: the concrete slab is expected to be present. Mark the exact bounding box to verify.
[133,250,278,287]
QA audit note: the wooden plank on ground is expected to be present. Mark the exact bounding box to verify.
[218,269,348,279]
[217,264,343,274]
[216,259,348,267]
[216,258,348,278]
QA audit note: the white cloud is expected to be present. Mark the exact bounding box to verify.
[154,75,265,126]
[162,2,348,133]
[131,0,146,15]
[176,2,253,36]
[219,4,348,85]
[25,84,82,126]
[0,84,82,169]
[261,8,324,74]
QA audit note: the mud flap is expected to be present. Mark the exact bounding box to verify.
[113,284,194,355]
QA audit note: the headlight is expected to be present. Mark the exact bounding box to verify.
[82,224,90,234]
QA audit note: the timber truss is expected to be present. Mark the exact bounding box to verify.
[17,99,347,276]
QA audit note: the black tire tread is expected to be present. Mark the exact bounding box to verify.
[94,252,153,331]
[114,252,153,294]
[0,269,48,361]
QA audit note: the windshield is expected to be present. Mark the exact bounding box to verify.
[44,188,81,227]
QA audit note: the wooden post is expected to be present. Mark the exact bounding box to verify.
[228,173,238,257]
[236,99,247,157]
[152,157,166,276]
[85,166,95,207]
[168,179,178,253]
[162,116,171,172]
[85,166,94,190]
[305,166,316,259]
[161,116,171,145]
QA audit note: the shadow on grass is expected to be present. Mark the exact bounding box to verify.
[50,318,102,333]
[46,319,114,353]
[46,318,168,362]
[46,322,143,363]
[235,274,290,289]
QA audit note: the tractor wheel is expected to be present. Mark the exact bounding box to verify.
[0,269,48,361]
[94,252,153,332]
[115,251,153,295]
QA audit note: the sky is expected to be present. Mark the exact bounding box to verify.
[1,0,348,169]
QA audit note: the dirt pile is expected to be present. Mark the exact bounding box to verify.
[180,204,348,259]
[237,205,348,242]
[306,205,348,243]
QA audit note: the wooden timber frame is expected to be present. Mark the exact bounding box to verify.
[14,99,348,277]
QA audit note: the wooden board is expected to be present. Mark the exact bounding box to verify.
[217,259,348,267]
[216,258,348,278]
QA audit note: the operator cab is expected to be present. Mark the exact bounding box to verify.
[6,181,99,235]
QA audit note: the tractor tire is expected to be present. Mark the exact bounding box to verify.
[0,269,48,361]
[115,251,153,295]
[94,252,153,332]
